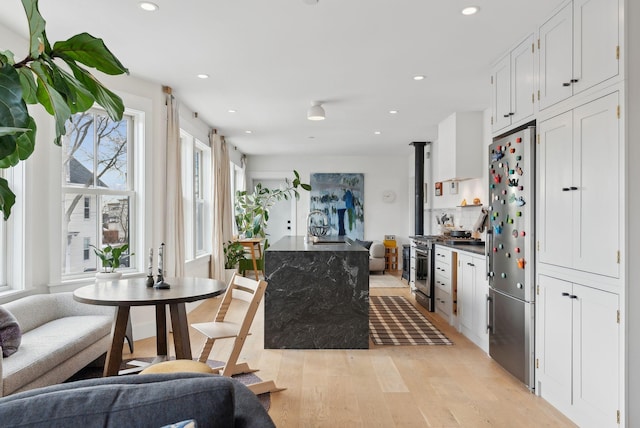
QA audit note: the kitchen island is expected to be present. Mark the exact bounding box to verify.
[264,236,369,349]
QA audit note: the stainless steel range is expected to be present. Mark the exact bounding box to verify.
[409,236,438,311]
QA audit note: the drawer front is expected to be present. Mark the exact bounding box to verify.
[434,262,451,279]
[435,289,451,316]
[434,272,451,292]
[434,246,452,264]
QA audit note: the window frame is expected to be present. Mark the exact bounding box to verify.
[60,108,140,281]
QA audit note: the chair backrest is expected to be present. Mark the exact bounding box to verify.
[214,273,267,327]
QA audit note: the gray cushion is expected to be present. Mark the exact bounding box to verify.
[370,242,386,258]
[0,373,275,428]
[0,306,21,358]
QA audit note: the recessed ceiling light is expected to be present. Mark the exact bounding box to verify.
[139,2,159,12]
[374,131,381,135]
[245,130,253,134]
[413,75,425,81]
[461,6,479,15]
[228,109,237,113]
[308,136,315,139]
[389,110,398,114]
[197,74,209,79]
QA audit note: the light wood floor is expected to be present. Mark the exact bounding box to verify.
[125,274,575,427]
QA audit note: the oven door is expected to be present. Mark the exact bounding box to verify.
[414,244,434,311]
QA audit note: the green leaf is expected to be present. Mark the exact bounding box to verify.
[17,67,38,104]
[0,177,16,220]
[21,0,46,59]
[0,50,16,65]
[0,64,30,158]
[301,183,312,191]
[31,61,71,144]
[64,60,125,121]
[0,127,29,137]
[0,117,36,168]
[294,170,300,180]
[48,62,94,113]
[53,33,129,76]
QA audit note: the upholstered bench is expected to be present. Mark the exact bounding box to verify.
[0,292,114,396]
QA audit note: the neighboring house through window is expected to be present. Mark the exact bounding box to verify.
[61,109,138,277]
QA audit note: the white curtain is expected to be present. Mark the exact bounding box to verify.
[210,132,233,280]
[163,92,185,277]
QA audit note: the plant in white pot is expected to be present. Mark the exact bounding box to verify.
[91,244,133,280]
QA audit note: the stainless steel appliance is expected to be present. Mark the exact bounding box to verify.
[486,124,535,391]
[410,237,435,311]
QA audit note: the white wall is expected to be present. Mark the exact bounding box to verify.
[245,154,412,247]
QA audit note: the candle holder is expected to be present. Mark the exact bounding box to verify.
[146,274,155,288]
[154,243,170,289]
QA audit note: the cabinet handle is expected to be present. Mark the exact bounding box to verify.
[570,79,579,83]
[562,292,570,297]
[467,262,475,267]
[562,187,571,191]
[570,186,578,190]
[503,114,510,118]
[569,294,578,299]
[562,82,571,87]
[509,112,515,116]
[487,295,493,334]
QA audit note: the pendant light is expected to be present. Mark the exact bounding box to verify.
[307,102,325,121]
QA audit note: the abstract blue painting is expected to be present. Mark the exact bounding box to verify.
[310,173,364,239]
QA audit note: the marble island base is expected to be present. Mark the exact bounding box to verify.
[264,236,369,349]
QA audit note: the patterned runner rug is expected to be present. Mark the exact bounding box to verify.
[369,296,453,346]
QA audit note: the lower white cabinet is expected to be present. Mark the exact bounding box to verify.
[536,275,620,427]
[457,252,489,353]
[433,246,456,324]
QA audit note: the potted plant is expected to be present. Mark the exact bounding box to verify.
[91,244,133,280]
[0,0,128,220]
[234,170,311,239]
[223,241,246,283]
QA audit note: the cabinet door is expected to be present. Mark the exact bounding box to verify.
[492,54,511,132]
[457,253,474,331]
[539,2,573,110]
[572,284,619,428]
[511,34,536,124]
[471,255,489,353]
[572,92,619,277]
[572,0,620,95]
[536,275,573,410]
[537,111,573,268]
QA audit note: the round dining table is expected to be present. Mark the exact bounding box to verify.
[73,277,226,376]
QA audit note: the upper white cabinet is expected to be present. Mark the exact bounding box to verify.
[538,0,620,110]
[436,111,483,182]
[537,91,620,278]
[491,34,536,133]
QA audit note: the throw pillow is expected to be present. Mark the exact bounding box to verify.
[0,306,21,357]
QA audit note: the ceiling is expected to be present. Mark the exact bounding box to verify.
[0,0,563,157]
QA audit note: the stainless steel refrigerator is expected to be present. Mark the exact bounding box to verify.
[486,125,535,391]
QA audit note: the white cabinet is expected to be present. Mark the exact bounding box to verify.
[536,275,620,428]
[457,251,489,353]
[436,112,483,181]
[433,245,456,323]
[491,34,536,133]
[538,0,620,110]
[537,91,620,278]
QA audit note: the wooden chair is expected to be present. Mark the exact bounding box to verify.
[191,273,283,395]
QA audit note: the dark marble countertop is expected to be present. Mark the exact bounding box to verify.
[267,236,368,252]
[435,242,486,256]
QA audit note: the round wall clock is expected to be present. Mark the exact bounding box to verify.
[382,190,396,203]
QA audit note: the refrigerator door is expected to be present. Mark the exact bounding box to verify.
[488,288,535,390]
[487,126,535,303]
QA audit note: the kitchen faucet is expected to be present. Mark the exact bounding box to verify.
[305,210,329,243]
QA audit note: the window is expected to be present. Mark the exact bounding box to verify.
[83,237,91,260]
[61,110,136,277]
[84,196,91,220]
[181,131,211,260]
[229,161,244,237]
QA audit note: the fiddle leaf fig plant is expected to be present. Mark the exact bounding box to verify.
[235,170,311,239]
[0,0,128,220]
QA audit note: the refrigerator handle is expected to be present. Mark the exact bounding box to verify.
[486,294,493,334]
[485,230,493,280]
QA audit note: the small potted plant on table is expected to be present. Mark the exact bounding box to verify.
[223,241,246,283]
[91,244,133,280]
